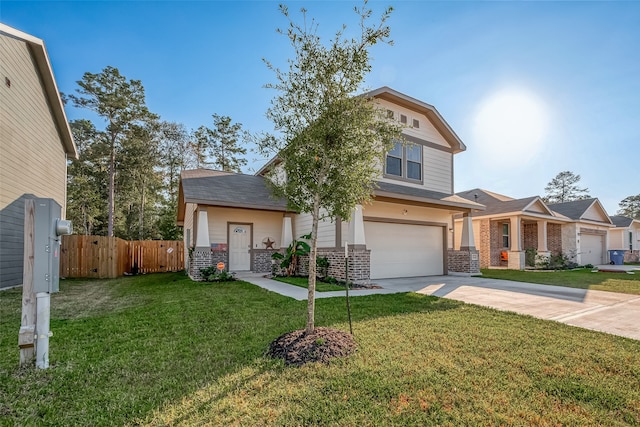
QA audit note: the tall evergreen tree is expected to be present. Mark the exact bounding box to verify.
[194,114,247,172]
[618,194,640,219]
[543,171,591,204]
[66,119,109,235]
[259,2,400,332]
[70,66,158,236]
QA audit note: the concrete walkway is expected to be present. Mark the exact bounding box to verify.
[235,271,640,341]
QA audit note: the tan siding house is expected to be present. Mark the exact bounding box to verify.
[178,87,484,282]
[0,24,77,289]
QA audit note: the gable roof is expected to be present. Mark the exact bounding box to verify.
[456,189,554,217]
[547,198,613,224]
[177,169,289,223]
[256,87,466,176]
[610,215,635,228]
[365,86,466,153]
[0,23,77,159]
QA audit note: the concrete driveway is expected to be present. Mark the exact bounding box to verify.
[236,273,640,341]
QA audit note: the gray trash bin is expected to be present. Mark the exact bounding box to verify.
[608,250,625,265]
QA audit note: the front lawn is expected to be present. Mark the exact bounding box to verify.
[274,275,346,292]
[0,272,639,426]
[480,268,640,295]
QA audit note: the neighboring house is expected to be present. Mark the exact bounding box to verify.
[178,87,485,282]
[0,24,77,289]
[546,199,614,266]
[454,189,565,270]
[454,191,615,269]
[609,215,640,263]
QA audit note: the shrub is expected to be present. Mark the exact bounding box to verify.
[199,266,237,282]
[317,256,329,279]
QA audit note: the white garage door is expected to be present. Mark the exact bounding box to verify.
[364,221,444,279]
[581,233,604,265]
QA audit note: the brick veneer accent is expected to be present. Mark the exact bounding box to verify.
[523,223,537,250]
[490,221,506,267]
[624,250,640,263]
[479,220,490,269]
[251,249,281,273]
[298,247,371,284]
[448,249,480,274]
[548,224,562,256]
[188,248,215,281]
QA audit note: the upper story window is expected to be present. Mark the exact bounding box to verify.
[412,118,420,129]
[385,141,422,181]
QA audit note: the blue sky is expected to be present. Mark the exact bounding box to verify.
[2,0,639,215]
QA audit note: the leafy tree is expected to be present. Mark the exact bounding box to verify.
[259,2,401,332]
[543,171,591,204]
[70,66,158,236]
[194,114,247,172]
[618,195,640,219]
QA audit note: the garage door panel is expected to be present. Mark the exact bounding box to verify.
[581,233,604,265]
[365,221,443,279]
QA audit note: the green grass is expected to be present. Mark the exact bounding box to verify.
[274,276,347,292]
[0,272,638,426]
[480,268,640,295]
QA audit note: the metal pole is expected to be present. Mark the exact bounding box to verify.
[35,292,51,369]
[345,244,353,335]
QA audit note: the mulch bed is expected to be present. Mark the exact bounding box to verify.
[267,327,357,366]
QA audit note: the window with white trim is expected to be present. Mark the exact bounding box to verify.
[385,141,422,181]
[630,231,634,251]
[502,223,510,248]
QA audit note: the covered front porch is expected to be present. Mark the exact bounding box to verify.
[480,216,564,269]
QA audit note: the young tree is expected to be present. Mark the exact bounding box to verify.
[543,171,591,204]
[259,2,401,333]
[618,194,640,219]
[70,66,157,236]
[194,114,247,172]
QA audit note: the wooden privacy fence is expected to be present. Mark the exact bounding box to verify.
[60,236,184,278]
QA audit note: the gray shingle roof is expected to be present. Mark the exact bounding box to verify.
[547,198,597,220]
[180,169,289,211]
[610,215,634,228]
[375,181,485,210]
[456,188,543,216]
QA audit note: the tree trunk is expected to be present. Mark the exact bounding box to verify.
[107,138,116,237]
[306,193,321,333]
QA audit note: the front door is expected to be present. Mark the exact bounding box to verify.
[229,224,251,271]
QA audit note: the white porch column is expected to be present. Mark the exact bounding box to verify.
[509,216,525,270]
[195,208,210,248]
[460,212,476,250]
[348,204,366,246]
[281,216,293,248]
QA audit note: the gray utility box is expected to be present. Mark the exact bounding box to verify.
[33,198,72,293]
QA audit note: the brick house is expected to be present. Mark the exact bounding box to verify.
[454,190,614,269]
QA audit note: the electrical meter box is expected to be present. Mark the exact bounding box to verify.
[32,198,72,293]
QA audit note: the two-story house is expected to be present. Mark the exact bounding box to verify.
[0,24,77,289]
[177,87,484,282]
